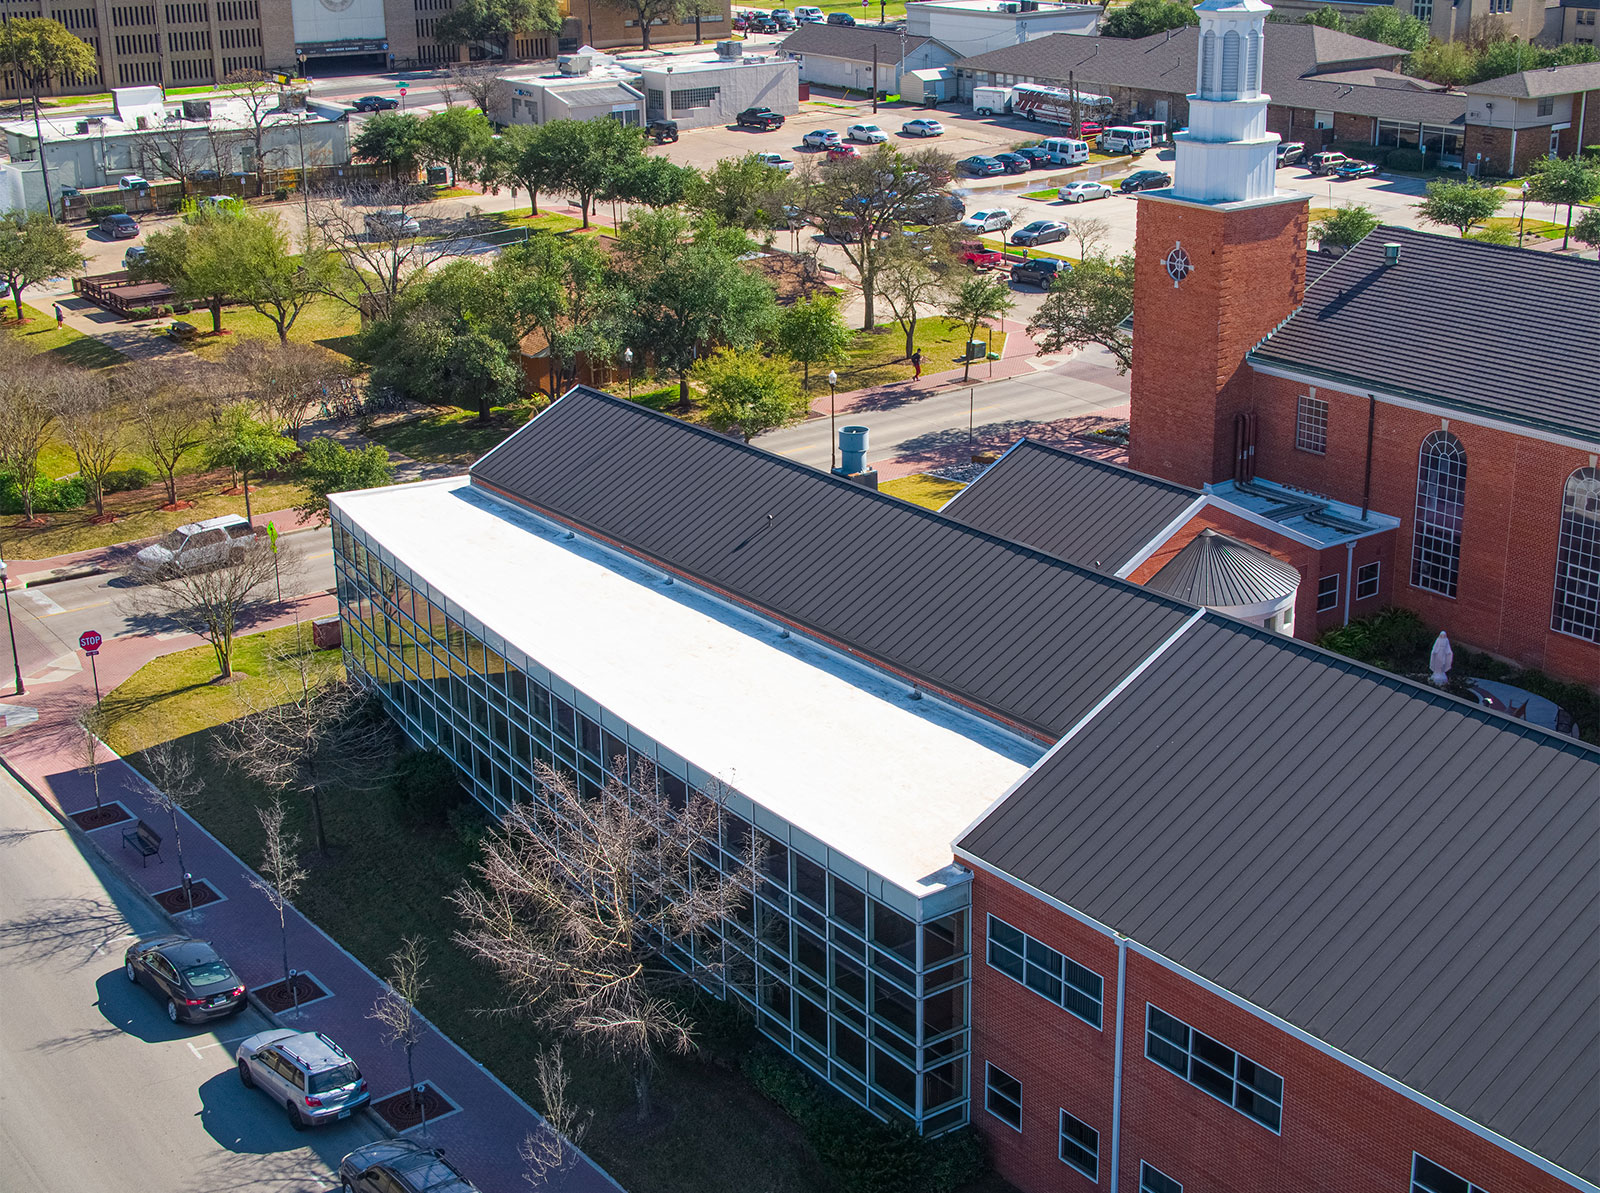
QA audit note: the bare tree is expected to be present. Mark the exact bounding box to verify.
[213,630,391,857]
[0,343,61,524]
[127,540,282,681]
[53,370,123,520]
[75,703,110,810]
[453,759,762,1121]
[876,227,955,360]
[141,740,205,910]
[129,368,207,509]
[227,338,345,445]
[368,936,430,1122]
[135,116,206,195]
[222,69,289,175]
[252,795,306,1000]
[1068,215,1112,262]
[308,184,472,323]
[445,63,509,115]
[519,1045,594,1190]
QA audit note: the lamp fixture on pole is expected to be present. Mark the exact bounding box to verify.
[623,347,634,401]
[827,371,839,472]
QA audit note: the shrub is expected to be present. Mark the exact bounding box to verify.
[1384,147,1426,172]
[0,469,90,515]
[102,465,156,493]
[1468,225,1516,244]
[273,186,290,201]
[1317,606,1433,672]
[389,748,465,825]
[445,800,490,851]
[126,306,156,320]
[87,204,126,221]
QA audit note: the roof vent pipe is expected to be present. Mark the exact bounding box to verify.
[838,426,870,474]
[1382,242,1401,266]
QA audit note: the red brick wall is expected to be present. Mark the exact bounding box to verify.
[968,869,1580,1193]
[1129,196,1310,489]
[1246,371,1600,681]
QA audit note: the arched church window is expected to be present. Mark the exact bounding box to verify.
[1411,430,1467,598]
[1220,30,1241,99]
[1551,467,1600,641]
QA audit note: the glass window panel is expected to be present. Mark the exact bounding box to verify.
[834,1021,867,1074]
[795,994,828,1048]
[871,901,916,965]
[985,1063,1022,1130]
[792,853,827,911]
[871,976,917,1038]
[834,950,867,1006]
[832,878,866,932]
[923,912,964,966]
[1141,1163,1183,1193]
[794,927,827,980]
[923,1058,964,1113]
[872,1046,917,1111]
[1058,1110,1099,1180]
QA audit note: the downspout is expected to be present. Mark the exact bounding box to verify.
[1509,126,1518,175]
[1343,540,1355,626]
[1108,935,1129,1193]
[1360,393,1375,521]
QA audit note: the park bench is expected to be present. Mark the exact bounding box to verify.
[121,819,163,867]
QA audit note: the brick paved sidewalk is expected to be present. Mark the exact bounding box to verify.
[1,677,621,1193]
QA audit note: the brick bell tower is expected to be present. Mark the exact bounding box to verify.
[1127,0,1310,489]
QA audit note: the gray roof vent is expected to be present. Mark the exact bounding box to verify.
[1383,241,1401,266]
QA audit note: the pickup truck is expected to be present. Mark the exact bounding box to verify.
[736,107,786,130]
[958,241,1006,270]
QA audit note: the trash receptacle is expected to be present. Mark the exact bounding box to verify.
[312,616,343,650]
[426,165,450,186]
[966,340,985,361]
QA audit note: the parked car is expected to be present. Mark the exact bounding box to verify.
[365,209,422,237]
[1276,140,1305,166]
[123,244,149,270]
[118,174,150,189]
[123,935,247,1024]
[1308,150,1350,176]
[961,208,1013,232]
[750,15,779,31]
[648,119,679,143]
[901,118,944,137]
[1335,159,1379,179]
[1119,169,1172,193]
[826,143,861,161]
[135,514,260,576]
[1012,145,1052,167]
[1077,120,1104,140]
[826,10,855,23]
[1011,257,1070,288]
[959,241,1006,269]
[736,106,785,129]
[802,128,841,149]
[957,155,1006,177]
[794,5,824,20]
[340,1141,482,1193]
[771,7,796,27]
[993,152,1032,174]
[352,95,399,112]
[847,123,887,143]
[237,1030,370,1130]
[911,191,965,224]
[1058,181,1112,203]
[753,151,795,173]
[1010,219,1069,246]
[100,212,140,239]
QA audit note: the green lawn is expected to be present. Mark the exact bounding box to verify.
[98,635,846,1193]
[3,303,129,369]
[979,235,1074,262]
[371,401,541,467]
[1480,215,1566,241]
[179,297,364,359]
[806,317,1010,394]
[878,473,965,509]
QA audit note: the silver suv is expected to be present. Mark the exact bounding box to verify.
[134,514,258,576]
[236,1029,370,1129]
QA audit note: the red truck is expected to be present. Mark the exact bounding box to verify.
[959,241,1006,270]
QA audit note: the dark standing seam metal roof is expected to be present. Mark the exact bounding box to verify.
[1250,226,1600,442]
[1143,528,1301,607]
[959,616,1600,1183]
[941,439,1200,573]
[469,389,1200,740]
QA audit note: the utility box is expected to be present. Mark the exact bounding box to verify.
[312,616,343,650]
[966,340,986,361]
[426,165,450,186]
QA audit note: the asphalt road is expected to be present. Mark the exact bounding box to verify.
[5,524,335,687]
[0,767,380,1193]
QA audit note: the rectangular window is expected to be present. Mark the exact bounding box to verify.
[984,1063,1022,1131]
[987,915,1103,1028]
[1536,96,1553,117]
[1317,574,1339,612]
[1295,393,1327,454]
[670,86,719,110]
[1058,1110,1099,1181]
[1145,1005,1283,1131]
[1356,561,1380,600]
[1141,1162,1182,1193]
[1412,1154,1489,1193]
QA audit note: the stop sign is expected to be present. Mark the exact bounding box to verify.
[79,630,102,653]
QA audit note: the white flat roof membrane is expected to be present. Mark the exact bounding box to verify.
[334,477,1042,900]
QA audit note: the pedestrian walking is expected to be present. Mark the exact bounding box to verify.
[53,303,64,329]
[911,349,922,380]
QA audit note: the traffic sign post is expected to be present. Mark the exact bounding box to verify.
[80,630,103,707]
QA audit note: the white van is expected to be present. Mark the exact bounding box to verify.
[971,86,1009,117]
[1035,137,1090,166]
[1099,126,1154,154]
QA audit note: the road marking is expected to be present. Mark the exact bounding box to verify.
[188,1032,256,1057]
[51,597,112,615]
[25,589,63,615]
[96,931,138,957]
[308,550,333,560]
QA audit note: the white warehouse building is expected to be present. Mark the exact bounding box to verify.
[906,0,1101,57]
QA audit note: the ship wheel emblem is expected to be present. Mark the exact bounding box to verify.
[1164,243,1193,288]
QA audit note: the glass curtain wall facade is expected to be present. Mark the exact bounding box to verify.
[332,509,973,1133]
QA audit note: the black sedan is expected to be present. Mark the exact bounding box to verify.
[1010,220,1069,247]
[1119,169,1172,193]
[124,935,248,1024]
[1012,146,1052,167]
[992,152,1031,175]
[353,95,399,112]
[958,156,1006,177]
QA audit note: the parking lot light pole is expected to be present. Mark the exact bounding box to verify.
[828,371,838,472]
[0,551,21,695]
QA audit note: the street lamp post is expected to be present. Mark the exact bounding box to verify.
[623,347,634,401]
[827,370,838,473]
[0,550,21,696]
[1519,183,1530,248]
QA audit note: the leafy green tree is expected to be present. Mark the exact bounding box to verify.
[295,438,395,524]
[693,348,805,443]
[1349,8,1430,50]
[1524,155,1600,249]
[874,229,953,361]
[686,154,794,231]
[1417,178,1504,237]
[607,156,696,209]
[533,118,650,228]
[204,406,295,525]
[942,274,1013,383]
[435,0,560,56]
[499,233,620,397]
[0,212,85,320]
[420,106,494,186]
[1572,206,1600,252]
[492,122,563,216]
[0,18,98,112]
[352,112,428,177]
[1301,5,1347,30]
[598,0,680,50]
[1024,254,1133,373]
[160,208,336,342]
[774,293,851,389]
[1311,203,1380,253]
[1405,39,1476,87]
[1101,0,1198,39]
[610,210,778,407]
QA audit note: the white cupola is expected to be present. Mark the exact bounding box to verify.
[1171,0,1280,204]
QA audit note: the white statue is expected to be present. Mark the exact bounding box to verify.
[1429,630,1453,686]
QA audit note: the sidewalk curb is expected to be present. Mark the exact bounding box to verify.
[23,566,107,588]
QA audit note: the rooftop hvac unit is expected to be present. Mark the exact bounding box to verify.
[1002,2,1021,11]
[558,53,593,74]
[1020,0,1038,9]
[715,39,742,58]
[181,98,212,119]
